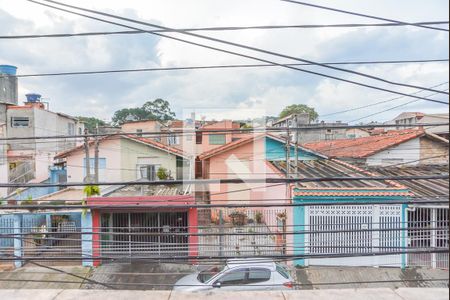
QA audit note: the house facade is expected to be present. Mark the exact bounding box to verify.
[197,134,326,257]
[82,194,197,267]
[268,159,412,267]
[303,129,449,166]
[3,92,84,197]
[55,135,189,184]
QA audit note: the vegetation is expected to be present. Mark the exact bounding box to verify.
[112,98,176,125]
[83,185,101,197]
[229,211,248,226]
[156,167,169,180]
[77,117,107,133]
[279,104,318,122]
[255,211,263,224]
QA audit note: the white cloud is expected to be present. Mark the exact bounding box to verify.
[0,0,448,122]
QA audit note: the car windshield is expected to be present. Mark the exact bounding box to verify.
[197,265,226,283]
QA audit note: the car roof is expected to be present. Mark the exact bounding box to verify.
[226,258,276,271]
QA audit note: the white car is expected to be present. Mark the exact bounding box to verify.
[173,259,295,292]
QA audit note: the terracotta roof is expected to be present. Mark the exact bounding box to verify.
[199,133,327,160]
[55,135,186,159]
[302,129,426,158]
[198,134,261,160]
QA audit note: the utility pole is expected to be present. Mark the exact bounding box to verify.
[285,123,291,179]
[293,115,299,177]
[83,128,91,183]
[94,124,100,184]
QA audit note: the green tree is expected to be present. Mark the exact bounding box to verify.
[77,117,107,133]
[279,104,318,122]
[112,99,176,125]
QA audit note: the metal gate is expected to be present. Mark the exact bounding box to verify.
[305,205,404,267]
[407,206,449,269]
[100,212,188,259]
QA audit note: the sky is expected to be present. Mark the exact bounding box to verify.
[0,0,448,123]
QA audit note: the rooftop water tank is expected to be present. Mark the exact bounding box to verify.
[0,64,18,105]
[0,65,17,76]
[25,93,42,102]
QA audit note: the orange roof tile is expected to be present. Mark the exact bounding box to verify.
[302,129,426,158]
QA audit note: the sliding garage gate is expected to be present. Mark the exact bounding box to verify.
[99,212,189,258]
[303,205,404,267]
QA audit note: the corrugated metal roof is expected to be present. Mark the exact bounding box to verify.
[367,165,449,198]
[270,159,412,197]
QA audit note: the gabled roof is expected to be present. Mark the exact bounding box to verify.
[198,133,327,160]
[55,135,186,159]
[301,129,429,158]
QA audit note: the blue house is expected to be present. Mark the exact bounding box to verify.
[0,211,82,267]
[270,158,412,268]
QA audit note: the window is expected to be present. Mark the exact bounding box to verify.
[68,123,75,135]
[11,117,30,127]
[136,129,143,137]
[79,127,83,135]
[247,268,271,284]
[197,265,226,283]
[209,134,226,145]
[139,165,157,181]
[196,132,203,144]
[217,269,247,286]
[168,134,180,145]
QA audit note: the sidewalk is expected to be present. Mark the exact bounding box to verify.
[0,288,448,300]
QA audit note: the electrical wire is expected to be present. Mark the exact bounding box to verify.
[27,0,450,100]
[1,21,449,40]
[280,0,449,32]
[1,122,448,141]
[348,90,449,123]
[320,82,449,118]
[3,199,449,210]
[12,59,449,78]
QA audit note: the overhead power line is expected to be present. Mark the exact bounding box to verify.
[0,174,447,189]
[15,59,450,78]
[321,82,449,118]
[280,0,449,32]
[1,122,449,141]
[27,0,450,100]
[2,248,448,262]
[2,200,449,211]
[1,21,448,39]
[348,88,450,123]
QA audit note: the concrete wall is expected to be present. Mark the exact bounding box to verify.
[0,75,18,105]
[419,136,449,165]
[366,137,449,166]
[366,138,420,166]
[299,126,347,143]
[6,107,35,151]
[66,138,122,183]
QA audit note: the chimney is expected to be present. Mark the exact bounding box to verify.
[0,65,18,105]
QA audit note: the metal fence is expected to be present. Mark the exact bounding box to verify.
[198,208,287,257]
[99,212,189,259]
[407,206,449,269]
